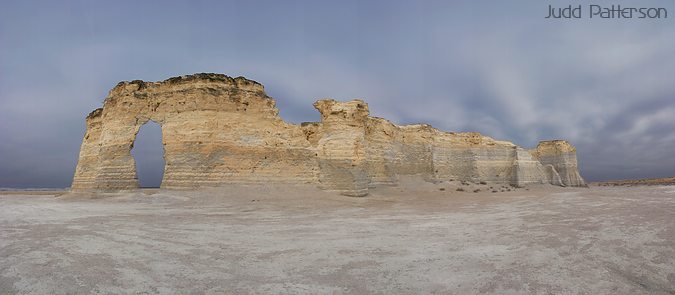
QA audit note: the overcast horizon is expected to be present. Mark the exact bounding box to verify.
[1,0,674,188]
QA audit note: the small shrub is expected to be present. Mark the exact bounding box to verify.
[456,187,465,192]
[473,189,480,193]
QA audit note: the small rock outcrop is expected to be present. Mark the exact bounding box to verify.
[71,73,586,196]
[531,140,586,187]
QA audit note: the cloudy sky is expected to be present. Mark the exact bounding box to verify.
[1,0,674,188]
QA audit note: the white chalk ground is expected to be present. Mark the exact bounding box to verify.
[1,180,674,294]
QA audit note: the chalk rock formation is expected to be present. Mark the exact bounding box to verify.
[314,99,370,196]
[531,140,586,187]
[72,74,316,191]
[72,73,586,196]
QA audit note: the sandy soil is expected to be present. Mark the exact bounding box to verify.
[1,181,674,294]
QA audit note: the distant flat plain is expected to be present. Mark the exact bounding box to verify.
[1,180,674,294]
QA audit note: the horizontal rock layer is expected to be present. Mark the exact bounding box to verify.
[71,73,586,196]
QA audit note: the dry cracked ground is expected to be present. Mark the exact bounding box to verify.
[1,182,674,294]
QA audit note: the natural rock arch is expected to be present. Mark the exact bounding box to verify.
[131,120,165,188]
[72,73,586,196]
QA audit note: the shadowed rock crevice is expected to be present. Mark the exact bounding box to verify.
[71,73,586,196]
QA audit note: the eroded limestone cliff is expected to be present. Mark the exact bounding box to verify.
[72,73,586,196]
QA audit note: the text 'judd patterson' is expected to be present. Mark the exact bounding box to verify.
[546,4,668,19]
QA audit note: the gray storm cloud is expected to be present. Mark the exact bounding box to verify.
[1,0,673,187]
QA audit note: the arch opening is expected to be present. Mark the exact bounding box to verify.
[131,120,165,188]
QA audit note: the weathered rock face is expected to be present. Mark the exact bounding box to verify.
[531,140,587,187]
[313,99,370,196]
[72,73,586,195]
[72,74,316,191]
